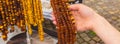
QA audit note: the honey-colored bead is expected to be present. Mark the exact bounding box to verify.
[1,34,7,41]
[0,26,3,29]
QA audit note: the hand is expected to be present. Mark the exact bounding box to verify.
[69,4,110,31]
[52,4,120,44]
[52,4,109,31]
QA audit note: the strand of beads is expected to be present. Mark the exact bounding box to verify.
[34,0,44,41]
[21,0,44,41]
[0,0,8,40]
[51,0,77,44]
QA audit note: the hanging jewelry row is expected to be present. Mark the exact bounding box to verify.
[0,0,44,41]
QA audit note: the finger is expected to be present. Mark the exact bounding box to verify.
[76,23,88,32]
[69,4,96,18]
[51,12,56,21]
[69,4,83,11]
[53,21,57,25]
[69,4,94,12]
[51,12,57,25]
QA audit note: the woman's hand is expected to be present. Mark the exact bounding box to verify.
[52,4,109,31]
